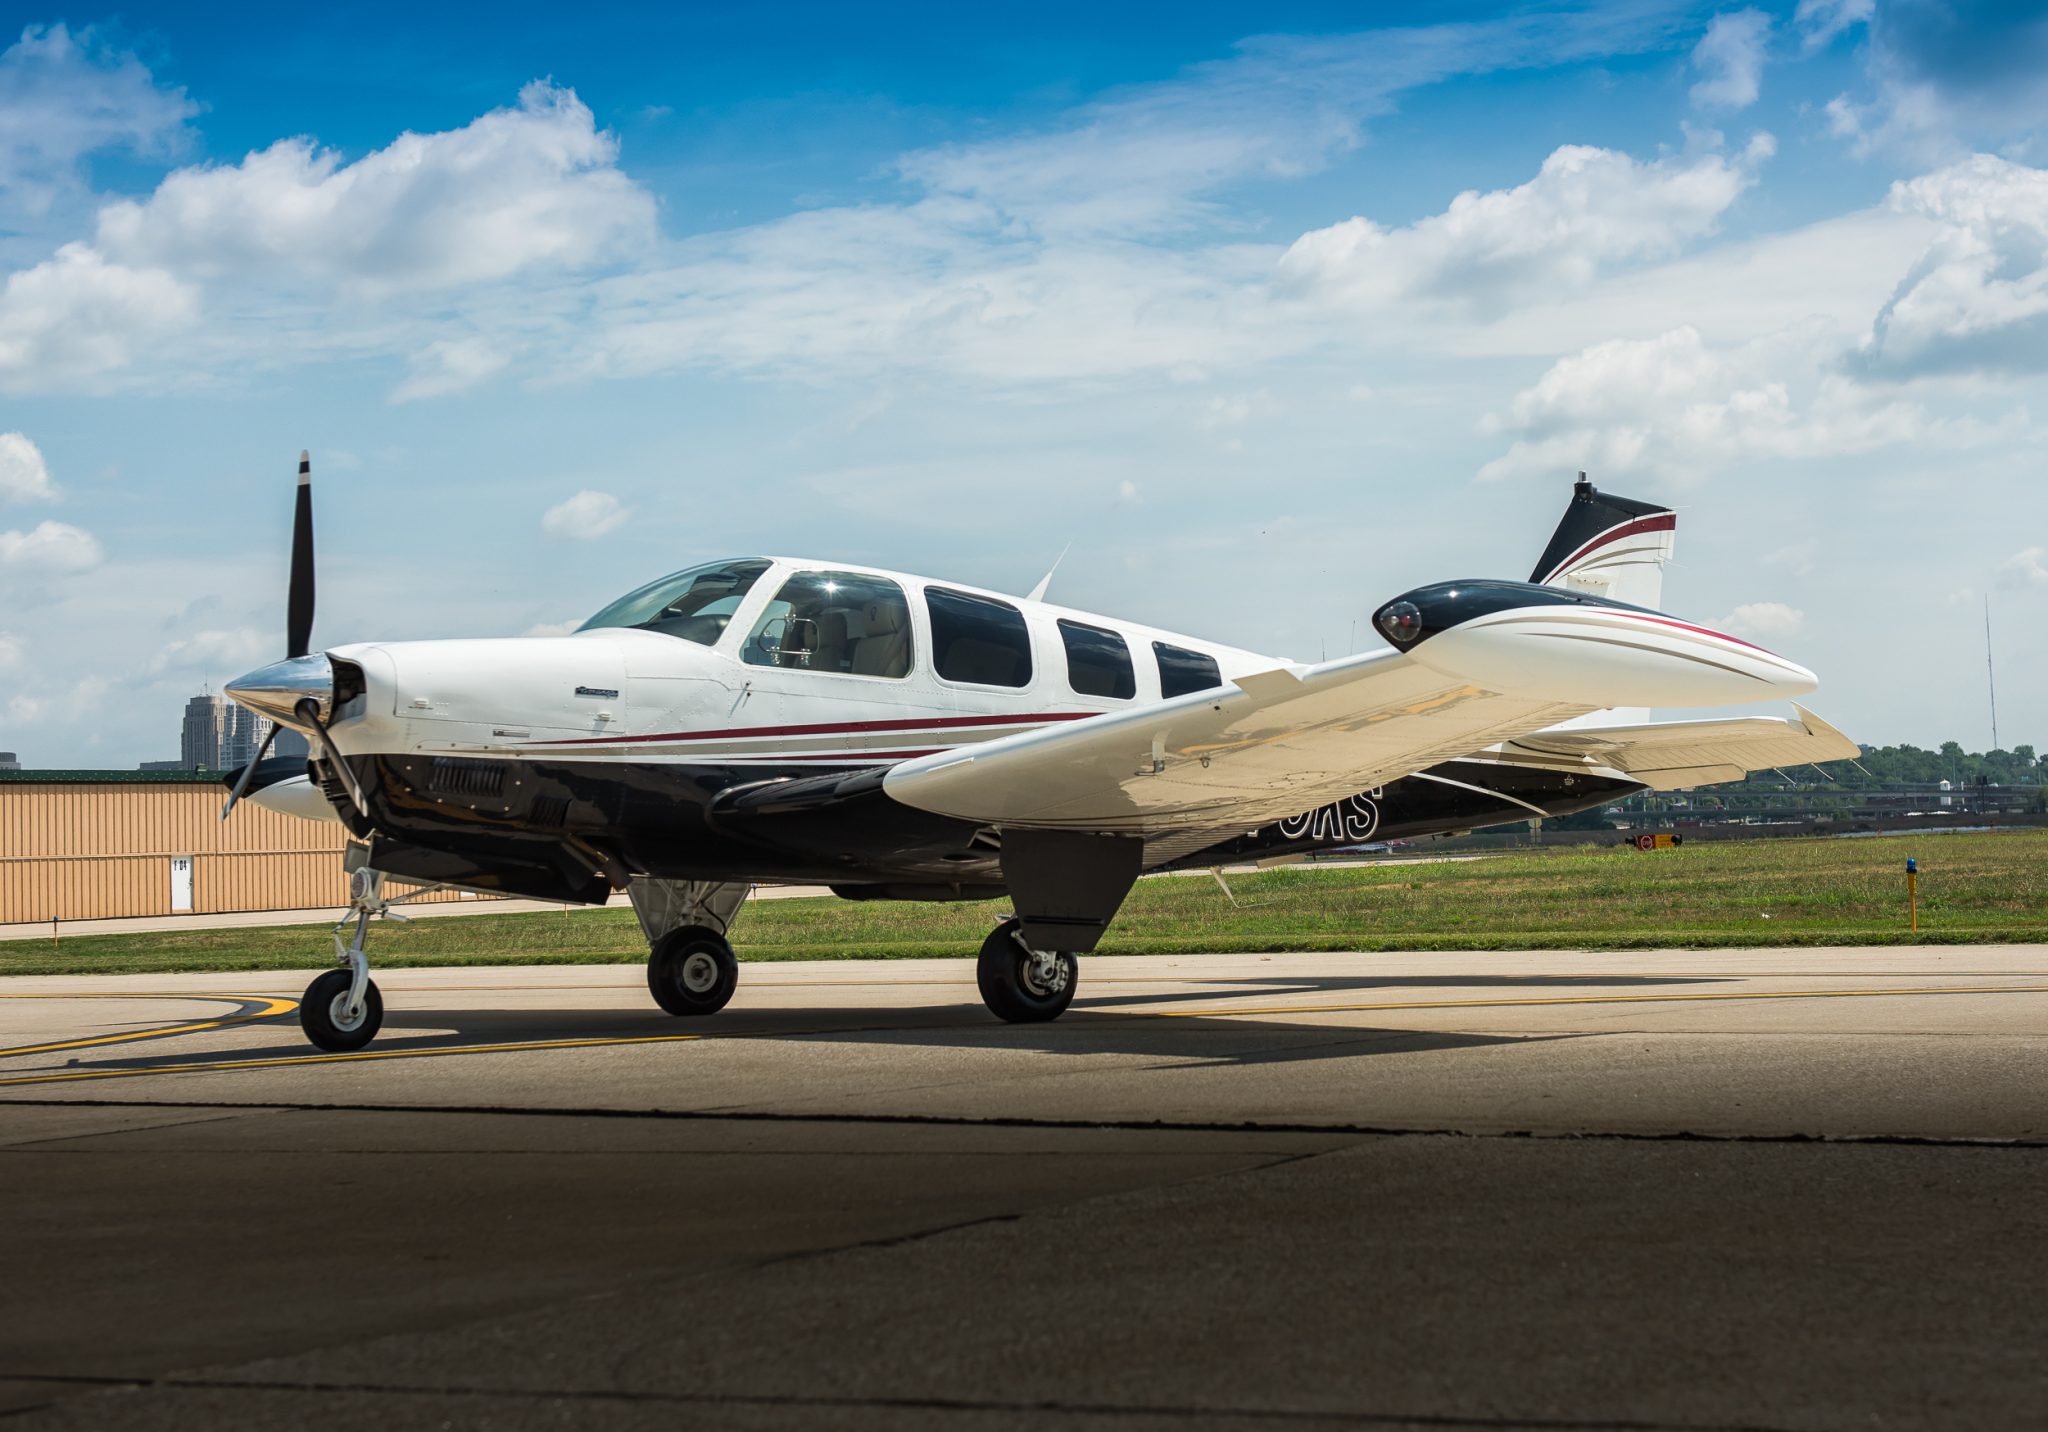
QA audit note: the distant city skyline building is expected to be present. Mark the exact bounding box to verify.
[171,696,309,771]
[219,702,263,771]
[0,752,18,771]
[179,695,221,770]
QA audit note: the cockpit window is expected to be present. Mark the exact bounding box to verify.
[578,559,772,644]
[743,571,914,678]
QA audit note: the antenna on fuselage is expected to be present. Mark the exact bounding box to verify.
[1025,541,1073,603]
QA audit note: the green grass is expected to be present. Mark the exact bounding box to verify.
[6,830,2044,977]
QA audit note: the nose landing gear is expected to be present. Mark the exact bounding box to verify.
[299,866,403,1052]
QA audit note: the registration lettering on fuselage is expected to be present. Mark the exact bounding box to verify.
[1276,793,1380,845]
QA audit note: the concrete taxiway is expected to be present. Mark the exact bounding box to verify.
[4,947,2045,1429]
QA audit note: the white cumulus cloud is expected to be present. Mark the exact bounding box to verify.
[1998,546,2048,588]
[0,24,197,226]
[0,518,102,571]
[1476,325,1934,485]
[1858,154,2048,377]
[391,336,512,402]
[1690,10,1772,112]
[0,242,197,390]
[1277,139,1771,318]
[542,489,628,540]
[1827,4,2048,161]
[94,81,655,295]
[0,630,22,669]
[0,431,54,502]
[147,627,270,675]
[1717,601,1805,638]
[1794,0,1871,52]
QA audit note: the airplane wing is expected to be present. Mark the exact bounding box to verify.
[1499,704,1859,791]
[885,650,1582,834]
[883,582,1824,835]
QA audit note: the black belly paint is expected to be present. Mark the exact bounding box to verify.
[335,749,1643,905]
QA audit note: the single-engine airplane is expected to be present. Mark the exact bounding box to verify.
[222,456,1855,1051]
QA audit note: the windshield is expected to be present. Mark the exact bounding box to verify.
[579,559,773,644]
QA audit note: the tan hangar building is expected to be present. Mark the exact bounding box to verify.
[0,769,468,923]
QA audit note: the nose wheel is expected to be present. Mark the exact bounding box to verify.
[648,926,740,1016]
[300,967,383,1051]
[977,917,1078,1023]
[297,865,405,1052]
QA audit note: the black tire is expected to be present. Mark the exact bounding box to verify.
[300,968,383,1052]
[977,918,1078,1023]
[648,927,740,1016]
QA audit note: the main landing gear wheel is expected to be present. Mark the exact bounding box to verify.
[648,926,740,1016]
[977,917,1078,1024]
[300,967,383,1052]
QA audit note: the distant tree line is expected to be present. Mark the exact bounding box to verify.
[1740,742,2041,789]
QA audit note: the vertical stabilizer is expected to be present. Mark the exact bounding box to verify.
[1529,474,1676,613]
[1530,475,1677,730]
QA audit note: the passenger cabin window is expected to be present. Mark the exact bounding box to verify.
[1058,619,1135,700]
[743,571,913,677]
[579,559,771,645]
[1154,641,1223,699]
[926,587,1033,688]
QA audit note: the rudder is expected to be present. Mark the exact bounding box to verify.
[1529,474,1675,612]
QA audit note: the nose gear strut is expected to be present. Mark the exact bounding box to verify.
[297,865,442,1052]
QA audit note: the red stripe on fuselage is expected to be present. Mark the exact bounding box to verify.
[524,710,1097,747]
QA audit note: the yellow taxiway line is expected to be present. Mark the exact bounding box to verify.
[1151,983,2048,1020]
[0,992,299,1060]
[0,1029,718,1085]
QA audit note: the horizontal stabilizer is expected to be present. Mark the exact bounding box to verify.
[1505,704,1859,791]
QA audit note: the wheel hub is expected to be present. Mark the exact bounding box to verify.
[328,992,365,1031]
[680,950,721,994]
[1022,948,1069,997]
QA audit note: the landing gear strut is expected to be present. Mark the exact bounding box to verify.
[977,917,1078,1023]
[631,878,751,1018]
[300,866,398,1051]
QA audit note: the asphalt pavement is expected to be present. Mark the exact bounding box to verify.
[3,947,2044,1429]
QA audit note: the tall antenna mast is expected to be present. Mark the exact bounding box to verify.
[1985,592,2000,750]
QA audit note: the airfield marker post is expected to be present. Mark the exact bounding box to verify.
[1906,857,1918,933]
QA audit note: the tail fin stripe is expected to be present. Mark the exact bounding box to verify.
[1538,512,1676,585]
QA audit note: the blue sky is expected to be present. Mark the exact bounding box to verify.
[1,0,2045,766]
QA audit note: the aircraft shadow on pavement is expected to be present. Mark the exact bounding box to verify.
[30,972,1716,1077]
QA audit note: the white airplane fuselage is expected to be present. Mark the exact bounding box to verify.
[324,558,1275,774]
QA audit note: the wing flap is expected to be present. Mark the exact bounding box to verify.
[1507,703,1858,790]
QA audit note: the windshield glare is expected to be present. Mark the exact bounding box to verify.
[578,559,773,644]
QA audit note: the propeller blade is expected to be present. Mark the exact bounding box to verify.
[219,723,281,820]
[297,697,367,815]
[287,450,315,659]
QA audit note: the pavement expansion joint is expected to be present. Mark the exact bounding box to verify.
[1,1096,2043,1148]
[0,1371,1808,1431]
